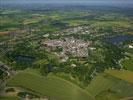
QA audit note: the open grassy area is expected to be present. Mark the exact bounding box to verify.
[86,73,133,100]
[121,59,133,71]
[105,69,133,84]
[0,96,20,100]
[7,71,94,100]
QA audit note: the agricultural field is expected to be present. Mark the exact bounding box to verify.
[0,96,20,100]
[105,69,133,84]
[6,69,133,100]
[86,72,133,100]
[7,70,94,100]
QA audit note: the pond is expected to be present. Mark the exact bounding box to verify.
[105,35,133,45]
[15,55,35,62]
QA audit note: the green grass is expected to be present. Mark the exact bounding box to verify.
[0,96,20,100]
[95,91,121,100]
[86,73,133,99]
[121,59,133,71]
[124,47,133,54]
[105,69,133,84]
[7,71,94,100]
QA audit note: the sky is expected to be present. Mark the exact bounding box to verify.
[1,0,133,6]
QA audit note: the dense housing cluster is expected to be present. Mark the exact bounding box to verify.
[43,37,91,61]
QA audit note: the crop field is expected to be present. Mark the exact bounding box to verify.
[23,16,45,25]
[121,59,133,71]
[86,73,133,99]
[7,71,94,100]
[105,69,133,84]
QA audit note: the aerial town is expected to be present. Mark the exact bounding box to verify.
[43,37,91,61]
[0,1,133,100]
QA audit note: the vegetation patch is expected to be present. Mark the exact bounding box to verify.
[105,69,133,84]
[121,59,133,71]
[0,96,20,100]
[86,73,133,99]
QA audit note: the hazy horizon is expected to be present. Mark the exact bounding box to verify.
[1,0,133,6]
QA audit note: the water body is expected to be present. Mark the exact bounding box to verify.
[105,35,133,45]
[15,55,35,62]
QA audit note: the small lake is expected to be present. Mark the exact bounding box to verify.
[105,35,133,45]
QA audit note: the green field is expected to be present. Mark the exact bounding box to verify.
[121,59,133,71]
[86,73,133,100]
[0,96,20,100]
[106,69,133,84]
[7,71,94,100]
